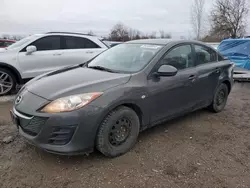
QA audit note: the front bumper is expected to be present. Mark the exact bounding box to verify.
[12,91,105,155]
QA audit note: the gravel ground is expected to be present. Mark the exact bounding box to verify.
[1,82,250,188]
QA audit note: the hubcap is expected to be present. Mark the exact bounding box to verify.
[216,89,225,106]
[109,118,132,146]
[0,71,13,95]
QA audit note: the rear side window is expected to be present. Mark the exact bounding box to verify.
[31,36,61,51]
[64,36,100,49]
[161,45,194,70]
[194,45,217,65]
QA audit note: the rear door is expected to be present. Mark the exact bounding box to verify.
[61,36,106,65]
[18,35,65,78]
[193,44,220,106]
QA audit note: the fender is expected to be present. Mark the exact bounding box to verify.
[217,64,234,93]
[0,62,22,84]
[96,98,150,131]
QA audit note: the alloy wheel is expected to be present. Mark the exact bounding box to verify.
[0,71,13,95]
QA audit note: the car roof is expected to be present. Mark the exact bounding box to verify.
[46,32,93,36]
[45,32,103,40]
[0,39,16,42]
[126,39,173,45]
[126,39,208,46]
[221,38,250,42]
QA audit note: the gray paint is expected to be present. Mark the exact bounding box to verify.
[13,39,234,155]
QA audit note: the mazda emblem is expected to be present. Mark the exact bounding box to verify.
[15,95,23,105]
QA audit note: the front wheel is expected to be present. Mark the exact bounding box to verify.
[0,68,16,96]
[96,106,140,157]
[208,83,229,113]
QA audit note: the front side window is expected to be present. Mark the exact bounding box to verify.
[64,36,100,49]
[160,45,194,70]
[194,45,217,65]
[88,43,163,73]
[31,36,61,51]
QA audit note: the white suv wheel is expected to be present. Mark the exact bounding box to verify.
[0,70,15,96]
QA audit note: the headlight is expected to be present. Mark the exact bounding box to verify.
[41,92,103,113]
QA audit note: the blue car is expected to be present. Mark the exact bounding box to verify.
[218,38,250,70]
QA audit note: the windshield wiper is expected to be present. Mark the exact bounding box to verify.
[88,65,117,73]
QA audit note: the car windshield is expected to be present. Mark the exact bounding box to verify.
[7,35,41,49]
[88,43,163,73]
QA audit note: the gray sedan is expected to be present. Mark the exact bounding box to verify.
[11,39,234,157]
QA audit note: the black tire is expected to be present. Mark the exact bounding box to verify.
[96,106,140,157]
[0,68,16,96]
[208,83,229,113]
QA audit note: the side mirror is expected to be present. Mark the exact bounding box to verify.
[156,65,178,77]
[26,45,37,54]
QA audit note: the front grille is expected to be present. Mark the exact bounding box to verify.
[19,116,48,136]
[48,126,76,145]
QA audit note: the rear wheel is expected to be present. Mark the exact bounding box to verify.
[96,106,140,157]
[0,68,16,96]
[208,83,228,113]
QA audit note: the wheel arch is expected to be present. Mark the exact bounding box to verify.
[95,101,147,135]
[0,62,22,84]
[222,80,231,94]
[121,103,143,126]
[107,102,145,127]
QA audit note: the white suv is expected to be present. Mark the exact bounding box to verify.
[0,32,109,96]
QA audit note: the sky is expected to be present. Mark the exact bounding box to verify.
[0,0,249,38]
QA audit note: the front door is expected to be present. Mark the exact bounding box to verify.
[147,44,199,124]
[18,35,64,78]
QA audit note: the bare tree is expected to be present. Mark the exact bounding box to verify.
[87,30,95,36]
[159,30,165,38]
[109,23,129,41]
[159,30,172,38]
[191,0,206,40]
[164,33,172,39]
[128,28,141,40]
[149,31,157,39]
[135,30,141,39]
[2,34,10,39]
[210,0,248,39]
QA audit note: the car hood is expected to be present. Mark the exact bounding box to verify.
[0,48,8,53]
[25,66,131,100]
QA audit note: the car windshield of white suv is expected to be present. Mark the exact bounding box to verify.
[87,43,163,73]
[7,35,41,50]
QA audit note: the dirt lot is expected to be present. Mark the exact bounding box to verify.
[1,83,250,188]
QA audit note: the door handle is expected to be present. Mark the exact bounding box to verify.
[86,51,94,54]
[188,75,195,80]
[214,67,221,74]
[53,53,62,56]
[188,75,196,82]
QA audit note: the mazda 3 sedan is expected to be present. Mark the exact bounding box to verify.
[11,39,234,157]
